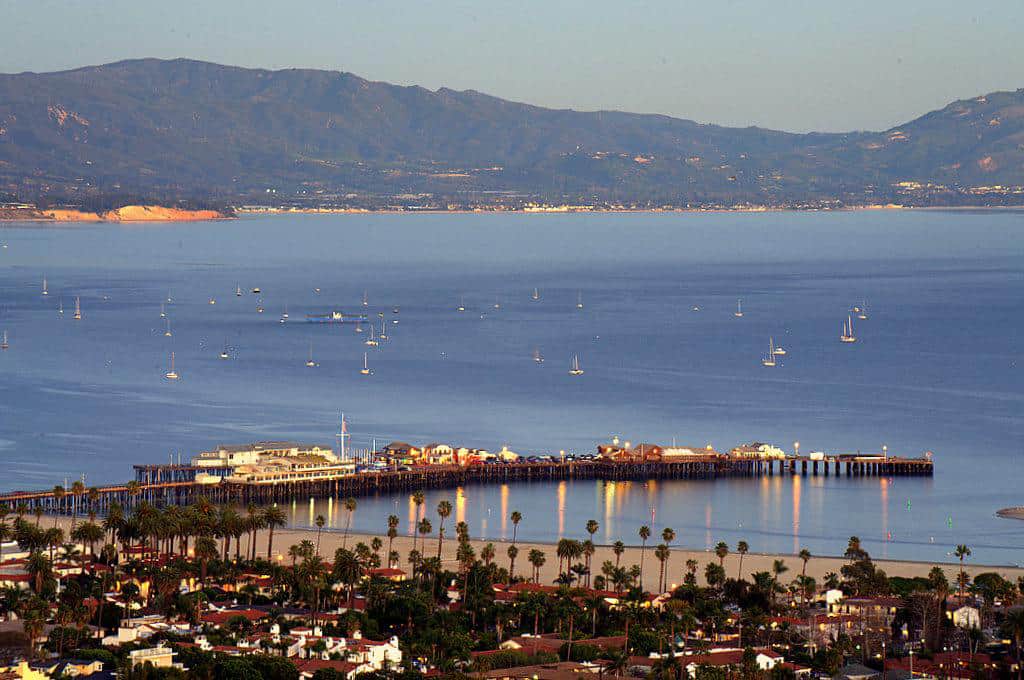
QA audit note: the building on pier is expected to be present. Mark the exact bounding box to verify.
[193,442,338,467]
[224,455,356,485]
[730,443,787,459]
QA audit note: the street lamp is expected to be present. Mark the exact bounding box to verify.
[794,441,800,457]
[883,444,888,461]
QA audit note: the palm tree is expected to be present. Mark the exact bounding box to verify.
[655,543,670,593]
[638,525,651,590]
[799,548,812,580]
[662,527,676,546]
[479,542,495,567]
[771,559,788,603]
[528,549,546,583]
[341,497,357,548]
[436,500,452,559]
[51,486,65,524]
[416,518,432,575]
[714,541,729,568]
[1001,607,1024,680]
[955,544,972,597]
[195,535,219,586]
[314,514,326,556]
[507,544,519,583]
[69,480,85,528]
[263,505,286,560]
[411,491,425,552]
[386,514,399,563]
[510,511,522,545]
[736,541,749,579]
[613,540,625,568]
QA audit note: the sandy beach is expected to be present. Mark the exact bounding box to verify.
[44,513,1019,586]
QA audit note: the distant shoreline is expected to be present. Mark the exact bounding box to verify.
[0,205,232,223]
[235,205,1024,217]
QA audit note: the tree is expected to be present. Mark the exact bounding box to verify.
[510,510,522,545]
[411,491,425,553]
[507,544,519,583]
[1001,607,1024,680]
[655,544,670,593]
[314,514,326,556]
[528,548,546,583]
[613,540,625,568]
[263,505,287,560]
[639,525,651,590]
[799,548,811,580]
[955,544,972,597]
[341,497,357,549]
[736,541,749,580]
[436,500,452,559]
[714,541,729,568]
[386,514,399,564]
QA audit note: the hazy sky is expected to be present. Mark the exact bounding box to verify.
[2,0,1022,133]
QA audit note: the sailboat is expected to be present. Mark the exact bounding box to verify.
[73,297,82,321]
[219,339,230,360]
[840,315,857,343]
[360,352,373,375]
[856,302,869,320]
[378,318,388,341]
[457,296,466,312]
[568,353,584,376]
[365,324,378,346]
[58,298,64,316]
[42,277,48,296]
[279,305,289,324]
[576,290,584,310]
[533,347,544,364]
[734,299,744,318]
[762,338,777,367]
[256,299,264,313]
[164,352,180,380]
[362,290,369,307]
[164,319,173,337]
[773,343,787,356]
[305,342,318,367]
[354,321,364,333]
[236,285,242,297]
[531,287,540,301]
[159,302,166,318]
[1,330,8,351]
[692,305,702,312]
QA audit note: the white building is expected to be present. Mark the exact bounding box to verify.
[951,605,981,629]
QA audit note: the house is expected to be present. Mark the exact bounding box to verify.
[829,596,900,633]
[471,660,605,680]
[885,652,997,679]
[128,645,184,670]
[950,605,980,629]
[422,443,455,465]
[366,567,407,582]
[833,662,882,680]
[497,634,626,655]
[627,648,783,678]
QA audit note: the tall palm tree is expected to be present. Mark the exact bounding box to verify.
[263,505,286,560]
[69,480,85,528]
[314,514,326,556]
[507,544,519,583]
[714,541,728,568]
[955,544,972,597]
[662,527,676,547]
[528,548,546,583]
[411,491,425,553]
[341,497,357,548]
[655,543,670,593]
[510,511,522,545]
[1001,607,1024,680]
[638,525,651,590]
[799,548,812,580]
[51,486,65,525]
[736,541,749,580]
[416,518,432,574]
[436,500,452,559]
[613,540,625,569]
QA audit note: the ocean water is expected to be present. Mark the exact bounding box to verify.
[0,210,1022,565]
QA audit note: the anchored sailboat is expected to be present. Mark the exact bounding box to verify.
[762,338,777,367]
[1,330,8,351]
[73,297,82,321]
[531,287,540,301]
[164,352,180,380]
[840,315,857,343]
[164,319,173,337]
[305,342,318,367]
[576,290,584,310]
[378,318,388,341]
[42,277,48,296]
[219,339,230,360]
[457,296,466,312]
[734,299,744,318]
[533,347,544,364]
[360,352,373,375]
[857,302,869,320]
[58,298,64,316]
[362,290,369,307]
[568,353,584,376]
[236,285,242,297]
[365,324,378,346]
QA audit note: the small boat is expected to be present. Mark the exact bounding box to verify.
[857,302,869,320]
[219,339,230,360]
[251,287,261,294]
[58,298,64,316]
[393,306,399,314]
[164,319,173,337]
[568,353,584,376]
[236,286,242,297]
[73,297,82,321]
[762,338,777,367]
[314,288,321,294]
[1,330,8,350]
[734,299,744,318]
[42,277,48,296]
[282,305,289,320]
[493,298,501,310]
[533,348,544,364]
[532,287,540,301]
[305,342,318,367]
[378,319,388,341]
[576,291,584,310]
[208,298,216,305]
[256,299,264,313]
[457,296,466,312]
[362,290,368,307]
[166,290,173,304]
[360,352,373,375]
[773,344,787,356]
[840,315,857,343]
[164,352,180,380]
[159,302,166,318]
[365,325,378,347]
[692,305,701,312]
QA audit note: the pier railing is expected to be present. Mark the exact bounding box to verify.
[0,455,932,514]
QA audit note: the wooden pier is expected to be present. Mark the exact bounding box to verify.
[0,455,933,515]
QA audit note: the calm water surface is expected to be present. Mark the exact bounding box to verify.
[0,211,1022,564]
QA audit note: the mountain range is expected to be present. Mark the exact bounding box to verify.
[1,58,1022,208]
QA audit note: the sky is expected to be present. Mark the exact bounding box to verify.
[2,0,1022,133]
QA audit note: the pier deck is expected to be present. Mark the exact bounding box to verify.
[0,455,932,514]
